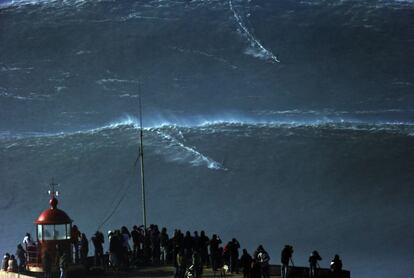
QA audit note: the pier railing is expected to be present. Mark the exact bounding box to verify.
[269,265,350,278]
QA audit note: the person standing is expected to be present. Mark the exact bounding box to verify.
[192,250,203,278]
[215,247,225,277]
[71,225,81,263]
[2,253,10,271]
[308,250,322,277]
[7,255,18,272]
[251,259,261,278]
[160,227,169,264]
[281,245,294,278]
[42,251,52,278]
[330,254,343,277]
[23,233,33,249]
[16,244,26,273]
[91,231,104,266]
[59,252,69,278]
[255,246,270,278]
[151,225,161,264]
[209,234,222,271]
[230,238,240,274]
[183,231,193,261]
[176,250,186,278]
[240,249,252,278]
[109,230,123,270]
[131,226,141,258]
[80,233,89,267]
[199,231,210,267]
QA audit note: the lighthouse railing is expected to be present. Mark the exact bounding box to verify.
[26,242,40,266]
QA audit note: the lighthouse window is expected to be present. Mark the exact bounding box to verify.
[42,224,68,240]
[43,225,53,240]
[54,224,67,240]
[66,224,71,239]
[37,225,43,240]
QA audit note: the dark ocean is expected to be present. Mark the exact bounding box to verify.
[1,0,414,277]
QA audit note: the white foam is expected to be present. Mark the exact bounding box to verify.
[119,93,139,98]
[120,13,180,22]
[55,86,67,93]
[99,112,414,132]
[156,130,226,170]
[229,0,280,63]
[169,46,238,69]
[75,50,93,55]
[96,78,139,85]
[2,112,414,142]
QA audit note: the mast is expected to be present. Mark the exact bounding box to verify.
[48,177,59,199]
[138,83,147,232]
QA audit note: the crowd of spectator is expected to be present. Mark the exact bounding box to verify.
[1,224,344,278]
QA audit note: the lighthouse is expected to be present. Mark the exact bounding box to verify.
[28,182,73,272]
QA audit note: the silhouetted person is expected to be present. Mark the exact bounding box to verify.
[42,251,52,278]
[131,225,140,258]
[80,233,89,267]
[144,229,151,263]
[309,250,322,277]
[92,231,104,266]
[240,249,252,278]
[193,231,201,253]
[251,259,261,278]
[7,255,18,272]
[223,241,231,268]
[214,247,225,277]
[183,231,193,260]
[109,231,121,270]
[229,238,240,273]
[254,245,270,278]
[150,225,160,264]
[176,250,186,278]
[199,231,209,266]
[2,253,10,271]
[330,254,343,277]
[160,227,169,264]
[16,244,26,272]
[59,252,69,278]
[23,233,34,250]
[192,250,203,278]
[281,245,294,278]
[210,234,222,271]
[121,226,131,268]
[71,225,81,263]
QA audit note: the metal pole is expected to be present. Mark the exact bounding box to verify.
[138,83,147,231]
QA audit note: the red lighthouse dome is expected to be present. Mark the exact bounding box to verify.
[35,196,72,225]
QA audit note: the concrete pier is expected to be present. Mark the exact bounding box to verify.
[1,264,350,278]
[0,270,37,278]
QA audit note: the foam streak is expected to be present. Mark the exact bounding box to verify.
[156,130,226,171]
[229,0,280,63]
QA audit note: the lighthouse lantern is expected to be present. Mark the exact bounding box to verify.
[28,182,74,272]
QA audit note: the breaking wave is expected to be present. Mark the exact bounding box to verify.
[2,112,414,141]
[2,113,412,172]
